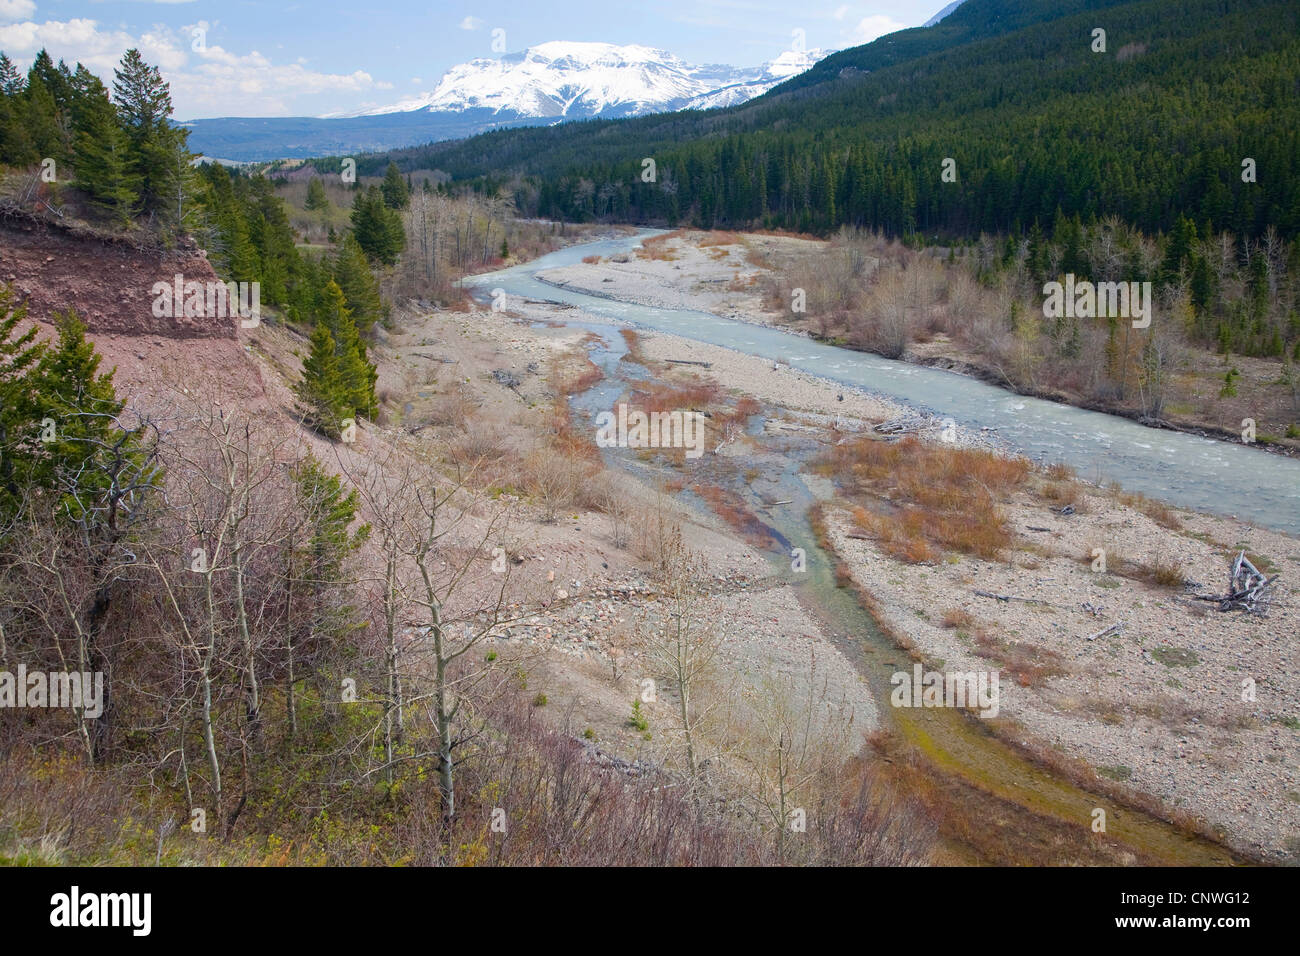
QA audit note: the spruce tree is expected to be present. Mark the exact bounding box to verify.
[305,177,329,211]
[31,312,147,523]
[318,280,376,420]
[21,74,62,162]
[0,55,34,165]
[0,285,47,519]
[381,161,409,210]
[70,71,138,222]
[113,49,192,224]
[350,186,404,265]
[330,234,385,333]
[0,53,22,95]
[297,323,347,437]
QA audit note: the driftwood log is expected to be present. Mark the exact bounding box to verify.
[1086,621,1124,641]
[973,589,1061,608]
[873,418,911,434]
[1191,550,1278,614]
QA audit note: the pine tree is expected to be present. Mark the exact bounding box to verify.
[1160,215,1197,286]
[381,161,409,210]
[305,177,329,211]
[0,54,34,166]
[0,53,22,95]
[330,234,384,333]
[113,49,192,224]
[31,312,142,522]
[297,323,347,437]
[113,49,171,135]
[0,285,47,518]
[21,73,62,162]
[70,71,138,222]
[291,453,369,579]
[318,280,377,420]
[350,186,405,265]
[284,452,369,730]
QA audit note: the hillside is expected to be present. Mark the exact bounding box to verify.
[379,0,1299,242]
[1,0,1297,892]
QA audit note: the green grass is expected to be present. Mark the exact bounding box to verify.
[1152,646,1200,668]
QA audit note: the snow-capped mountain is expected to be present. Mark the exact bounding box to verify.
[186,41,831,162]
[329,42,832,120]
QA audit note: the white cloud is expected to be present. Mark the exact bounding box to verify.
[846,14,907,44]
[0,17,391,117]
[459,16,483,31]
[832,5,850,21]
[0,0,36,23]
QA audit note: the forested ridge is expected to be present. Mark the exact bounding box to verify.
[373,0,1299,243]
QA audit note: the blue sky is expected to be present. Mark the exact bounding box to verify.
[0,0,944,119]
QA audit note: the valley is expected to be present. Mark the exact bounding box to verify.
[455,231,1298,864]
[0,0,1295,891]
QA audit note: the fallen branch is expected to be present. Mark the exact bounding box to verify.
[973,589,1058,607]
[1086,621,1124,641]
[665,358,712,368]
[873,418,911,434]
[1190,550,1279,614]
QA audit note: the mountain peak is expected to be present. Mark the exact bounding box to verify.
[328,41,832,120]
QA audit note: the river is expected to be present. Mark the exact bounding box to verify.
[468,229,1300,535]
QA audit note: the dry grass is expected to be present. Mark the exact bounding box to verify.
[1077,545,1185,590]
[697,230,743,247]
[524,445,601,520]
[693,482,776,548]
[822,436,1031,562]
[548,396,602,464]
[628,379,720,414]
[1114,489,1183,530]
[551,351,604,396]
[448,422,510,463]
[942,608,975,630]
[428,384,477,427]
[972,629,1067,687]
[620,328,653,367]
[638,230,685,261]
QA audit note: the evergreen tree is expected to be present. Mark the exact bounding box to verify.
[305,177,329,211]
[31,312,149,523]
[1161,215,1197,285]
[285,453,369,712]
[70,70,138,222]
[291,453,369,577]
[0,53,34,165]
[113,49,192,225]
[330,234,385,333]
[0,285,47,519]
[381,160,409,210]
[297,323,347,437]
[318,280,377,420]
[0,53,22,95]
[350,185,405,265]
[21,73,62,162]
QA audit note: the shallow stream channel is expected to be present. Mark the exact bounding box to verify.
[467,234,1270,864]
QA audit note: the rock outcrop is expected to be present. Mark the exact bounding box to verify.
[0,208,236,339]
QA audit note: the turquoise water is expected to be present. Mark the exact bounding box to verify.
[468,231,1300,535]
